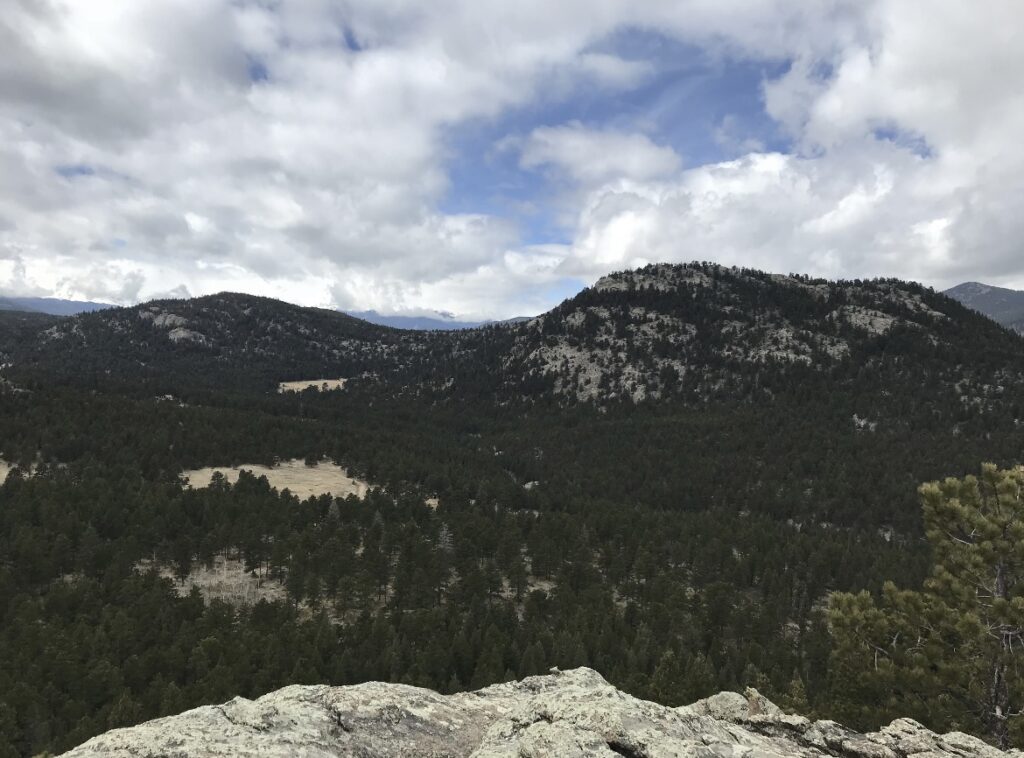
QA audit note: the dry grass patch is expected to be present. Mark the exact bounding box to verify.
[0,457,35,484]
[181,459,370,499]
[277,378,347,393]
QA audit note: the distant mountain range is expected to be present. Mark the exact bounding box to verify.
[6,282,1022,333]
[344,309,488,330]
[0,296,111,316]
[944,282,1024,332]
[345,309,530,331]
[0,298,519,328]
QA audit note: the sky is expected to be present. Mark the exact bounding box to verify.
[1,1,1023,320]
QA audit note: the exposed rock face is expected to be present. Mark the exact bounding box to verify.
[61,668,1017,757]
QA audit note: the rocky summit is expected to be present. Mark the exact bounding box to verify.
[61,668,1013,757]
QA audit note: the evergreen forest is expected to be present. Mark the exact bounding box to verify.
[3,263,1024,754]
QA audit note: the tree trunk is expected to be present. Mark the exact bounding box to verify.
[989,655,1011,749]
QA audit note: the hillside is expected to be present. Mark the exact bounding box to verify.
[945,281,1024,332]
[5,263,1024,529]
[61,668,1013,758]
[9,264,1022,404]
[441,263,1017,405]
[5,263,1024,755]
[6,292,427,392]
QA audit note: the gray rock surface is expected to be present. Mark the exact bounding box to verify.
[61,668,1018,757]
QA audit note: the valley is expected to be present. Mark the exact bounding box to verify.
[2,263,1024,755]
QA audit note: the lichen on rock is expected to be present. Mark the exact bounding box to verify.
[60,668,1021,757]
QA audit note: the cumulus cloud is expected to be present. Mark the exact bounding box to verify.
[558,147,932,279]
[521,124,682,185]
[553,0,1024,290]
[0,0,1022,317]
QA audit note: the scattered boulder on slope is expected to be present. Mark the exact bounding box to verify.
[61,668,1019,757]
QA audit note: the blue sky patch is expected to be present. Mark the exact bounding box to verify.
[873,124,933,158]
[247,55,269,83]
[55,164,96,178]
[440,30,793,246]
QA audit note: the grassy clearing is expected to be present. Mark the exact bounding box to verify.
[181,459,369,499]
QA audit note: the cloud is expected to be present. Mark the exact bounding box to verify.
[521,123,682,185]
[59,264,146,304]
[557,147,930,280]
[1,0,1023,316]
[552,0,1024,290]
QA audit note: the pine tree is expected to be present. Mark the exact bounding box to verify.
[518,642,545,678]
[649,650,686,705]
[829,464,1024,748]
[782,670,810,715]
[470,644,504,689]
[106,690,142,729]
[682,653,717,703]
[159,683,187,716]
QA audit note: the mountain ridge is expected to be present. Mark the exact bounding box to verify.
[11,262,1012,400]
[346,308,490,330]
[944,280,1024,332]
[0,295,112,316]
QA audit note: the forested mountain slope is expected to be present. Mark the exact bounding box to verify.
[6,292,427,392]
[425,263,1023,407]
[0,310,58,362]
[4,263,1024,755]
[11,263,1022,405]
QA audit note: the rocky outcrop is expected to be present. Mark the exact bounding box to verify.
[61,668,1016,757]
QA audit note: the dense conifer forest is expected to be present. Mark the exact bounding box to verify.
[3,263,1024,755]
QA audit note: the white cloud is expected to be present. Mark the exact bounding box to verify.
[558,148,928,279]
[554,0,1024,291]
[1,0,1023,316]
[521,124,682,185]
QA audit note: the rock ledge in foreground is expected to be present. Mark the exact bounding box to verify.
[61,667,1019,757]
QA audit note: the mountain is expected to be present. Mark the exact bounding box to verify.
[7,292,418,390]
[60,668,1009,758]
[944,281,1024,332]
[345,308,489,330]
[5,262,1024,755]
[0,295,111,316]
[5,263,1023,530]
[346,309,533,331]
[17,263,1017,403]
[0,309,59,348]
[444,263,999,404]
